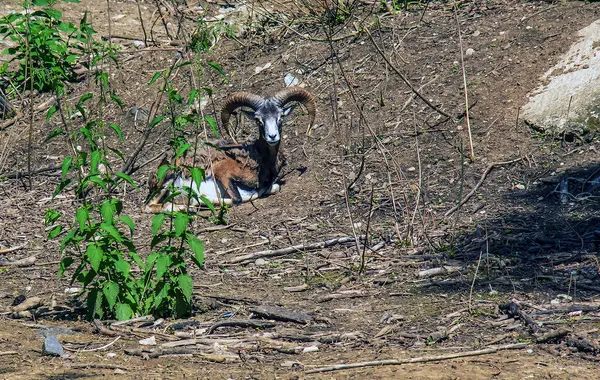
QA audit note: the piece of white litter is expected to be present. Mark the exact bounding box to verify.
[302,346,319,353]
[284,73,300,87]
[139,336,157,346]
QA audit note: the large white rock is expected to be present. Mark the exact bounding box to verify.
[522,20,600,136]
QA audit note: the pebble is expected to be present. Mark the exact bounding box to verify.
[255,258,269,266]
[139,336,157,346]
[465,48,475,56]
[302,346,319,353]
[42,336,64,356]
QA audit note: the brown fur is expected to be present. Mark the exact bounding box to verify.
[144,139,286,212]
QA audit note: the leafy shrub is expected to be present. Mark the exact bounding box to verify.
[0,0,113,92]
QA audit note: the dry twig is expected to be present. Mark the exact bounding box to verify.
[445,158,522,217]
[305,343,527,374]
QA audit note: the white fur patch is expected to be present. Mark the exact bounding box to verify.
[172,175,279,208]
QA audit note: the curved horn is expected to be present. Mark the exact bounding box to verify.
[272,86,316,128]
[220,92,264,128]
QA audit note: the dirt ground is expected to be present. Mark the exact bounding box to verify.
[2,0,600,378]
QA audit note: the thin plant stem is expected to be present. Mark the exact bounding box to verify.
[453,5,474,159]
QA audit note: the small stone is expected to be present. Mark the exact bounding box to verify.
[255,258,269,266]
[515,184,525,190]
[472,30,481,37]
[465,48,475,56]
[302,345,319,353]
[407,167,416,172]
[139,336,156,346]
[106,352,117,358]
[42,336,64,356]
[281,360,303,368]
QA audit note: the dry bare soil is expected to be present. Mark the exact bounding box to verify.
[2,0,600,378]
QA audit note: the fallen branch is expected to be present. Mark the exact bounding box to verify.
[536,328,571,343]
[0,351,18,356]
[0,242,28,254]
[70,363,128,371]
[0,165,61,180]
[0,255,38,268]
[65,336,121,352]
[249,305,312,324]
[305,343,527,374]
[125,347,195,358]
[445,158,522,217]
[226,236,358,264]
[207,319,276,335]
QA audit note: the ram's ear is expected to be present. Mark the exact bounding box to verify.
[282,104,297,117]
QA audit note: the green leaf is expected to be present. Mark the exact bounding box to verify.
[110,93,124,109]
[119,215,135,236]
[153,282,171,308]
[109,123,124,141]
[78,93,93,106]
[207,61,226,77]
[75,104,86,120]
[100,200,115,224]
[86,244,103,272]
[145,252,159,270]
[174,212,189,237]
[128,251,144,269]
[57,21,76,33]
[44,9,62,19]
[115,172,138,189]
[114,258,131,278]
[44,209,62,226]
[177,274,193,303]
[151,214,165,236]
[115,302,133,320]
[155,254,171,279]
[45,128,64,142]
[174,61,191,70]
[187,234,204,268]
[198,195,216,214]
[61,156,72,180]
[204,115,219,137]
[203,87,213,96]
[90,151,101,173]
[189,167,205,188]
[86,288,103,320]
[148,72,162,86]
[103,281,119,309]
[157,164,170,183]
[75,207,89,231]
[108,147,125,162]
[58,256,73,277]
[100,222,122,242]
[48,225,63,239]
[32,0,50,6]
[187,89,199,106]
[174,143,192,159]
[46,106,57,122]
[87,176,108,191]
[149,115,164,129]
[60,228,77,250]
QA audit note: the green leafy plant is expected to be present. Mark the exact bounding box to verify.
[43,28,209,321]
[0,0,113,92]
